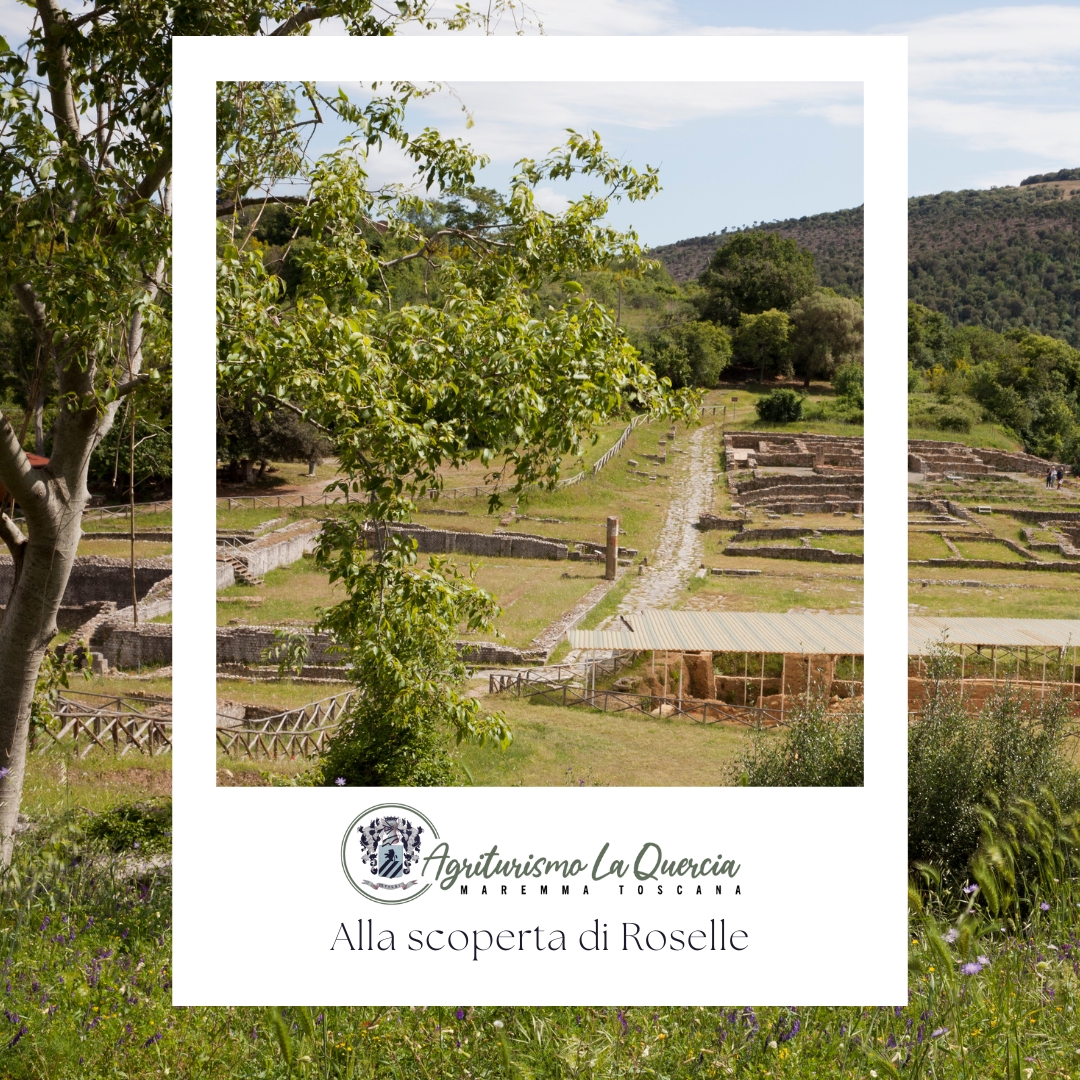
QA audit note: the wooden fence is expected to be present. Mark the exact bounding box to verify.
[489,669,791,727]
[36,692,172,757]
[216,689,356,760]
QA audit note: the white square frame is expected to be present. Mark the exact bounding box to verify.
[172,35,908,1005]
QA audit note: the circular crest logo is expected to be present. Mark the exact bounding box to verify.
[341,803,438,904]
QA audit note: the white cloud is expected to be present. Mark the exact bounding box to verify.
[0,0,33,41]
[911,97,1080,160]
[333,80,862,167]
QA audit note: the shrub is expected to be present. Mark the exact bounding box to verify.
[731,699,863,787]
[908,647,1080,878]
[82,800,172,854]
[831,360,863,407]
[755,387,804,423]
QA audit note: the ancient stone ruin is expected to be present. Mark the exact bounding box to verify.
[723,432,864,514]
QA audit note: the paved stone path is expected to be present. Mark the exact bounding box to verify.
[612,423,716,616]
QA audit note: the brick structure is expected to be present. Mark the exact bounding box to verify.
[908,439,1060,478]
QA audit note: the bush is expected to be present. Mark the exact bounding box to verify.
[731,699,864,787]
[82,800,172,854]
[755,387,804,423]
[909,648,1080,878]
[831,360,863,407]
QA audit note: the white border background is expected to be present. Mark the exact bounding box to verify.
[172,36,908,1005]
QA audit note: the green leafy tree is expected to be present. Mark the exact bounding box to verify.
[790,289,864,387]
[696,232,816,327]
[0,0,457,867]
[908,301,952,370]
[637,320,731,390]
[732,308,792,384]
[832,360,864,409]
[217,82,694,785]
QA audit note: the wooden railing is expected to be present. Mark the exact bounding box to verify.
[216,689,356,760]
[36,692,172,757]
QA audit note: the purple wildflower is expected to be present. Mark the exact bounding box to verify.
[7,1024,27,1048]
[931,1027,949,1038]
[39,917,50,931]
[617,1010,627,1033]
[335,777,346,787]
[944,928,959,943]
[1040,902,1051,911]
[0,768,8,780]
[963,884,979,895]
[886,1034,897,1048]
[456,1008,465,1020]
[960,962,983,975]
[977,955,990,966]
[917,1024,925,1044]
[143,1032,162,1048]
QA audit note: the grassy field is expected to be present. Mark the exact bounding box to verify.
[907,420,1025,451]
[908,571,1080,618]
[4,747,1079,1078]
[682,566,864,614]
[80,507,172,532]
[75,539,172,558]
[909,532,955,560]
[218,555,342,626]
[710,382,865,437]
[458,694,754,787]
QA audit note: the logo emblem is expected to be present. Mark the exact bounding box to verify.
[341,803,437,904]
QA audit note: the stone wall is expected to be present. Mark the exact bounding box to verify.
[216,625,340,666]
[224,520,322,579]
[217,558,236,589]
[93,623,173,668]
[0,555,172,606]
[723,544,863,565]
[371,524,568,561]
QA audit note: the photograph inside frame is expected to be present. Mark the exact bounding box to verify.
[213,78,867,789]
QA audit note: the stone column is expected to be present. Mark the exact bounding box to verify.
[605,516,619,580]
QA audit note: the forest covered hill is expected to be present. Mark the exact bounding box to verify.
[650,178,1080,347]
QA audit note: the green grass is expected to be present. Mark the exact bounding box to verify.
[909,532,954,560]
[908,421,1024,451]
[217,555,343,626]
[80,507,172,532]
[75,539,172,558]
[5,765,1080,1077]
[683,567,863,613]
[457,693,755,786]
[908,572,1080,618]
[954,540,1027,562]
[809,534,863,554]
[216,678,353,711]
[711,382,864,437]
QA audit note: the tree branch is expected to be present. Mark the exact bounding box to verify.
[0,410,44,510]
[69,3,114,29]
[132,148,172,206]
[216,194,309,218]
[0,513,27,563]
[269,5,325,36]
[114,373,151,399]
[36,0,81,143]
[267,394,330,432]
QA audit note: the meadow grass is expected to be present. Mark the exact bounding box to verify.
[683,567,864,614]
[908,573,1080,619]
[74,539,172,559]
[7,684,1080,1078]
[3,808,1079,1078]
[456,695,754,787]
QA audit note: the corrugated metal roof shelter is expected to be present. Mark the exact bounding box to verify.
[568,611,863,654]
[909,618,1080,654]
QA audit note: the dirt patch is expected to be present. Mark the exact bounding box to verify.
[72,766,171,797]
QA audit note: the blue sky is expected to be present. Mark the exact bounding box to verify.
[3,1,1078,245]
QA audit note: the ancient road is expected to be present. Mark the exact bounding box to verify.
[613,422,716,616]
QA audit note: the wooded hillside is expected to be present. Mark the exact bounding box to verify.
[651,179,1080,347]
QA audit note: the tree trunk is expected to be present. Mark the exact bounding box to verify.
[32,377,46,457]
[0,494,84,866]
